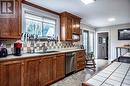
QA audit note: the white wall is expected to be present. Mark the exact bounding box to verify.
[96,23,130,61]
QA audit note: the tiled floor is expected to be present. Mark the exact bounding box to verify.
[51,59,110,86]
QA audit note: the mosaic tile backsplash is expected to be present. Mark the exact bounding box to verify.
[0,40,81,54]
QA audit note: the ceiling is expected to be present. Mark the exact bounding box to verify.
[27,0,130,28]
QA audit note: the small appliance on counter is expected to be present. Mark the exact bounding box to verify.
[14,40,22,56]
[0,43,8,57]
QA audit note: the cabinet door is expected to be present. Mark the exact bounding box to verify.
[53,54,65,81]
[0,61,23,86]
[10,0,22,38]
[39,56,53,86]
[72,19,80,35]
[24,58,40,86]
[66,16,72,40]
[75,19,80,35]
[0,0,21,39]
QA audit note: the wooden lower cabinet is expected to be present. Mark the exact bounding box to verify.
[39,56,53,86]
[0,53,65,86]
[53,54,65,81]
[0,60,24,86]
[76,50,86,71]
[24,58,40,86]
[39,54,65,86]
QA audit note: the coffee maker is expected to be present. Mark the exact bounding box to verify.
[14,42,22,56]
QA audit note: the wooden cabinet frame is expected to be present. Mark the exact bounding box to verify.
[60,12,81,41]
[0,0,22,39]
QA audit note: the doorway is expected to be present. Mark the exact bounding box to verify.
[97,32,108,60]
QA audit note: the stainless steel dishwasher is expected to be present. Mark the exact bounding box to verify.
[65,52,76,75]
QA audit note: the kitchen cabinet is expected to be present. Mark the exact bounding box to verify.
[39,54,65,86]
[53,54,65,81]
[0,53,65,86]
[72,18,80,35]
[0,0,22,39]
[0,60,24,86]
[39,56,53,86]
[76,50,86,71]
[60,12,81,41]
[24,58,40,86]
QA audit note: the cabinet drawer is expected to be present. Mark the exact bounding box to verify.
[76,61,85,71]
[76,51,85,57]
[76,56,86,62]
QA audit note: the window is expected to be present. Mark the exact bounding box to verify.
[25,13,56,38]
[42,18,56,37]
[83,30,94,53]
[89,32,94,52]
[83,30,89,53]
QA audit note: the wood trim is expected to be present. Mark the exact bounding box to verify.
[22,0,60,15]
[82,83,94,86]
[60,11,81,19]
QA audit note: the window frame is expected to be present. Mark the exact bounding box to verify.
[83,30,94,53]
[83,30,89,53]
[89,31,94,52]
[24,11,57,38]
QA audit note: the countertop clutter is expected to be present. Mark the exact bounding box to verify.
[0,48,85,62]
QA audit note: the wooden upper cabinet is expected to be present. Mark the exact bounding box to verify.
[0,0,22,39]
[24,58,40,86]
[53,54,65,81]
[0,60,24,86]
[72,18,81,35]
[66,16,73,40]
[60,12,81,41]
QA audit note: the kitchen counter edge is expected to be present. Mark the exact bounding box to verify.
[0,49,85,62]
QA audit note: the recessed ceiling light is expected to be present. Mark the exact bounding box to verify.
[81,0,96,5]
[108,18,116,22]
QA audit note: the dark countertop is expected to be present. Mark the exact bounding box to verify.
[0,49,85,62]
